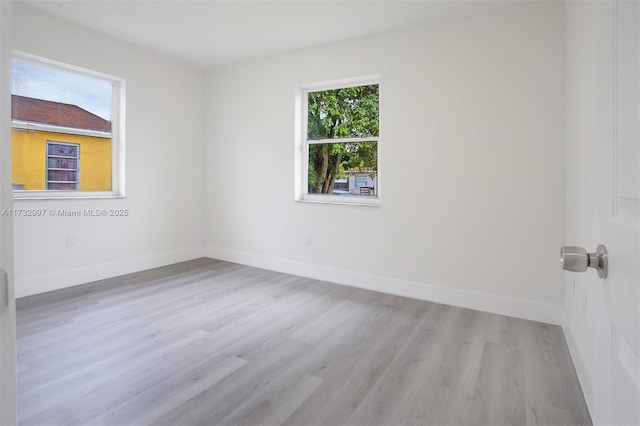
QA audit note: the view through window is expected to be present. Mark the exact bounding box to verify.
[11,55,122,197]
[304,82,379,201]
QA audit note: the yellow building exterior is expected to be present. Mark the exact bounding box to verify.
[12,128,112,191]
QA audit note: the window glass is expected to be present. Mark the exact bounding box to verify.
[11,54,123,197]
[303,83,379,200]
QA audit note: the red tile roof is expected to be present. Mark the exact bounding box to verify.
[11,95,111,132]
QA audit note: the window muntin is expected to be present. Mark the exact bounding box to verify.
[11,52,125,199]
[299,80,380,205]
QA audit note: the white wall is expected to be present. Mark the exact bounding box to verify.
[204,2,566,323]
[12,4,206,297]
[11,2,569,326]
[0,1,17,423]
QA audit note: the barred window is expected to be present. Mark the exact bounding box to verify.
[46,142,79,190]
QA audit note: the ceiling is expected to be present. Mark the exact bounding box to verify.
[18,0,517,70]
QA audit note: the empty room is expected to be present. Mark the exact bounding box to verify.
[0,0,638,425]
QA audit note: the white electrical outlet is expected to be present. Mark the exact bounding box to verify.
[304,234,312,245]
[66,234,77,247]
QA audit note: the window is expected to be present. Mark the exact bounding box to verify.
[11,52,125,198]
[46,142,79,190]
[354,175,368,187]
[296,77,380,205]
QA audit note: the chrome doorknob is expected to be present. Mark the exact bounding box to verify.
[560,245,608,279]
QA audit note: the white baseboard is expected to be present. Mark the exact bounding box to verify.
[15,246,205,298]
[16,243,566,326]
[561,316,594,419]
[205,246,565,326]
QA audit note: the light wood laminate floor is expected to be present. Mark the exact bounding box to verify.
[17,258,591,426]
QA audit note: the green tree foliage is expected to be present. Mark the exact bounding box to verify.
[307,84,379,194]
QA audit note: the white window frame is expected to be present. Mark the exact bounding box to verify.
[12,51,126,200]
[295,76,381,206]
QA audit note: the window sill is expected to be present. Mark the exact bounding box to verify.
[296,194,381,207]
[14,191,125,201]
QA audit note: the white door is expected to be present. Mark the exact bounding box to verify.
[0,1,17,425]
[565,1,639,424]
[588,1,639,424]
